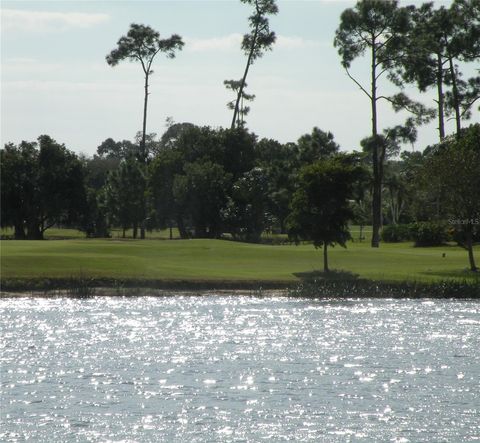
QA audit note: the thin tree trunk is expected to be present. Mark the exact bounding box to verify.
[122,227,126,238]
[141,73,149,162]
[133,223,138,239]
[448,56,462,137]
[323,242,329,273]
[371,40,381,248]
[466,228,478,272]
[231,23,259,129]
[140,198,146,239]
[436,53,445,141]
[27,222,43,240]
[14,221,26,239]
[177,216,188,239]
[139,73,149,239]
[359,224,364,242]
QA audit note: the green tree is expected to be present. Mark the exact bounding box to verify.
[79,188,110,238]
[106,24,183,239]
[223,167,269,242]
[395,1,480,140]
[296,127,340,164]
[255,138,298,233]
[287,155,360,272]
[383,160,409,225]
[334,0,433,248]
[231,0,278,128]
[149,148,186,238]
[1,136,87,239]
[422,124,480,271]
[106,24,184,162]
[0,141,38,239]
[224,79,255,127]
[220,127,257,180]
[175,161,231,238]
[104,156,146,238]
[97,137,137,159]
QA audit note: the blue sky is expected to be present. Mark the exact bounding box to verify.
[2,0,475,156]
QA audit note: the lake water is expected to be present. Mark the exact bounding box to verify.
[1,295,479,442]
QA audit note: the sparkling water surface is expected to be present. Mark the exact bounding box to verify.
[1,295,479,442]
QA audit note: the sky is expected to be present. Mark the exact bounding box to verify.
[1,0,477,156]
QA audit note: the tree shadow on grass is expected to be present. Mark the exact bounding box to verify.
[293,269,360,282]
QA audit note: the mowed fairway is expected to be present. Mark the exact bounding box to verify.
[1,238,479,284]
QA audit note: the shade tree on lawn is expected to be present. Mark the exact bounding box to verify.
[287,155,362,273]
[421,123,480,272]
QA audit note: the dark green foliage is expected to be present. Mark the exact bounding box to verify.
[159,122,195,150]
[96,138,137,159]
[451,227,480,247]
[223,167,269,242]
[150,125,262,239]
[287,155,361,271]
[177,161,231,238]
[79,188,110,238]
[83,155,120,190]
[106,24,184,67]
[381,224,411,243]
[421,124,480,269]
[1,141,37,239]
[255,139,298,233]
[296,127,339,164]
[104,156,146,238]
[1,136,88,239]
[220,128,257,180]
[149,149,184,231]
[409,221,448,247]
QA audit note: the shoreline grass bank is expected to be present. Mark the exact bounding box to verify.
[1,276,479,298]
[1,238,478,298]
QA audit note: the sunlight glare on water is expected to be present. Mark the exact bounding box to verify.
[1,295,479,442]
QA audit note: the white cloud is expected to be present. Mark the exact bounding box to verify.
[185,34,243,52]
[185,33,323,52]
[1,9,110,32]
[3,80,136,93]
[275,35,323,50]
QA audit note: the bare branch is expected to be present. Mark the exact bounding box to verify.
[345,67,372,99]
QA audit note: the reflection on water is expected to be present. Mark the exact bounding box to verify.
[1,295,479,442]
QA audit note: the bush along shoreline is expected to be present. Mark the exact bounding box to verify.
[1,276,479,298]
[288,278,480,299]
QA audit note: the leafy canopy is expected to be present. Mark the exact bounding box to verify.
[241,0,278,62]
[106,23,184,74]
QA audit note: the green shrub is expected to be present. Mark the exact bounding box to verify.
[409,221,448,247]
[381,224,411,243]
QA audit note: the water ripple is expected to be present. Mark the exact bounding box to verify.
[1,296,479,442]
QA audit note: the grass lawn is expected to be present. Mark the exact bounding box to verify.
[1,237,478,286]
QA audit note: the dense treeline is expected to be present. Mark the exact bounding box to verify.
[1,0,479,271]
[1,124,479,269]
[0,125,347,239]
